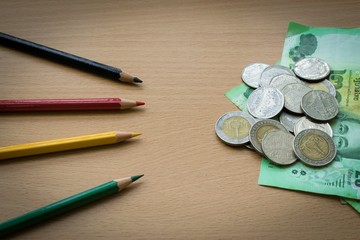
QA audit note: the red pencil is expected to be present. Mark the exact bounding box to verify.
[0,98,145,111]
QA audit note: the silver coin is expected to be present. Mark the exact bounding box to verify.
[301,90,339,121]
[262,130,297,165]
[303,79,336,97]
[249,119,288,154]
[242,63,269,88]
[215,111,256,146]
[293,129,336,167]
[293,57,330,81]
[279,111,302,133]
[294,116,333,137]
[282,83,312,114]
[260,65,295,87]
[246,87,284,119]
[269,74,303,92]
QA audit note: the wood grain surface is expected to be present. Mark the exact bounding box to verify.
[0,0,359,239]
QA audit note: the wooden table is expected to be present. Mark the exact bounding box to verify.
[0,0,359,239]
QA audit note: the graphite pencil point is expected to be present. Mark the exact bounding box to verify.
[133,77,143,83]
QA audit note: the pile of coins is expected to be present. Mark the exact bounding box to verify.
[216,57,338,167]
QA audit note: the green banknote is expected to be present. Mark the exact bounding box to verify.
[225,83,253,112]
[225,22,360,208]
[280,22,359,69]
[258,153,360,200]
[343,198,360,212]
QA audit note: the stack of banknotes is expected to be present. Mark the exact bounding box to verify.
[224,22,360,213]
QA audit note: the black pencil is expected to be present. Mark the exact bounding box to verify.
[0,32,142,84]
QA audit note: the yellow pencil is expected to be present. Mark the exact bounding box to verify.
[0,131,141,160]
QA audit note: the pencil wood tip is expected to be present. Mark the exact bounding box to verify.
[136,101,145,106]
[119,72,142,84]
[131,174,144,182]
[133,77,143,83]
[131,132,142,137]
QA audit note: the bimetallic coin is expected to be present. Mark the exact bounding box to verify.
[249,119,288,154]
[279,111,302,133]
[301,90,339,121]
[293,129,336,166]
[294,116,333,137]
[282,83,312,114]
[262,130,297,165]
[269,74,303,92]
[260,65,295,87]
[242,63,269,88]
[246,87,284,119]
[293,57,330,81]
[304,79,336,97]
[215,111,256,146]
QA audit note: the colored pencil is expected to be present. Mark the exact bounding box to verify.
[0,98,145,112]
[0,175,144,237]
[0,131,141,160]
[0,32,142,84]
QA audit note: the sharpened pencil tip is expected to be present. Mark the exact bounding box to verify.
[136,101,145,106]
[133,77,143,83]
[132,132,142,137]
[131,174,144,182]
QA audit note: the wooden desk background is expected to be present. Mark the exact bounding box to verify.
[0,0,359,239]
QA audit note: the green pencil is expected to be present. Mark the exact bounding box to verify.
[0,175,144,237]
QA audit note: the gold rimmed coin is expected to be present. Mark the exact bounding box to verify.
[249,119,288,154]
[293,129,336,167]
[215,111,256,146]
